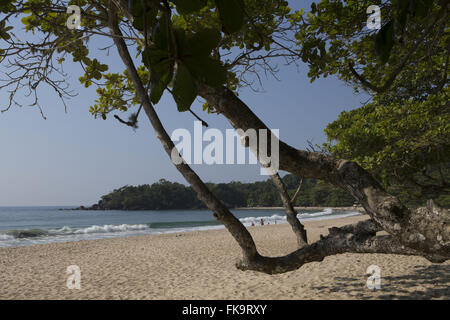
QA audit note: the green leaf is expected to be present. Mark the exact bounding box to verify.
[150,80,167,104]
[171,0,207,14]
[185,28,221,56]
[93,71,102,80]
[173,27,187,56]
[375,21,394,64]
[133,10,157,31]
[152,14,170,50]
[0,0,10,6]
[141,47,173,104]
[142,47,168,69]
[0,0,13,11]
[183,56,226,87]
[150,59,174,104]
[141,45,176,104]
[215,0,244,34]
[152,56,173,77]
[0,30,10,40]
[98,64,109,72]
[172,63,197,112]
[395,0,408,31]
[412,0,433,18]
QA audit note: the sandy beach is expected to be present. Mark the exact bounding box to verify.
[0,214,448,300]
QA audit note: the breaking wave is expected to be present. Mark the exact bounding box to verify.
[0,224,150,240]
[238,208,338,225]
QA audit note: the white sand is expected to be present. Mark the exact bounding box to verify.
[0,215,448,299]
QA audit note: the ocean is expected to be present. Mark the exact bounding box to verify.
[0,206,361,248]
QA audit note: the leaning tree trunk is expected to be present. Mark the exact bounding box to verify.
[270,173,307,247]
[106,6,259,266]
[196,83,450,262]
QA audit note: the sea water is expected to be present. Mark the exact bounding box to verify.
[0,207,361,248]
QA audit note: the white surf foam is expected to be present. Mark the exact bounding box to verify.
[51,224,150,235]
[0,234,15,241]
[237,208,348,225]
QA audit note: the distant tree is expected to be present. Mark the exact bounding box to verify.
[324,95,450,206]
[291,0,450,206]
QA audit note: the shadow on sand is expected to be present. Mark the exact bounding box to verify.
[311,264,450,299]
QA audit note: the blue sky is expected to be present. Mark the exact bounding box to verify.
[0,1,369,206]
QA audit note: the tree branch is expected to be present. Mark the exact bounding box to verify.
[237,218,447,274]
[270,173,308,247]
[236,232,436,274]
[196,82,450,259]
[291,177,303,204]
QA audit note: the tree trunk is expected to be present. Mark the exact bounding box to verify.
[196,83,450,260]
[107,7,259,265]
[237,220,428,274]
[270,173,307,247]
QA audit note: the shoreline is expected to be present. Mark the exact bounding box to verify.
[0,209,362,249]
[0,214,448,299]
[237,206,365,212]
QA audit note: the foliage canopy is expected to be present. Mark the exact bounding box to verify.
[0,0,448,204]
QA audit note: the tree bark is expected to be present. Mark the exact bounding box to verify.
[237,220,433,274]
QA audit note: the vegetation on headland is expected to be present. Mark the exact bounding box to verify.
[80,175,355,210]
[80,174,450,211]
